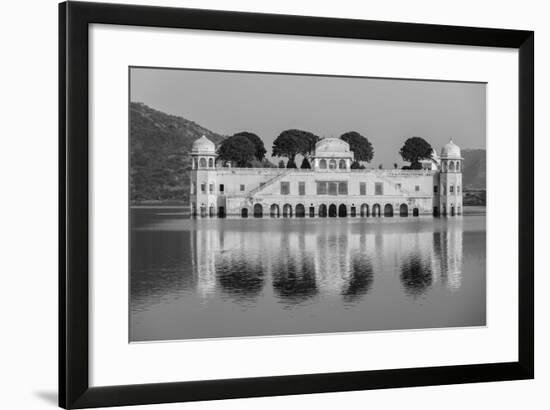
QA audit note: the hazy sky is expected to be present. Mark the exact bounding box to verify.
[130,67,486,166]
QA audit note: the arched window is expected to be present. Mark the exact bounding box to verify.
[270,204,280,218]
[283,204,293,218]
[193,157,198,169]
[319,159,327,169]
[208,158,214,168]
[456,161,460,172]
[338,204,347,217]
[339,159,346,170]
[199,157,207,168]
[253,204,263,218]
[449,161,455,171]
[329,160,337,170]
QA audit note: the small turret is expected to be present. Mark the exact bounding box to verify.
[191,135,217,169]
[190,136,218,217]
[438,139,463,216]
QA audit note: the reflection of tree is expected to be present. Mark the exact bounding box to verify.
[216,256,264,303]
[400,256,433,297]
[272,256,317,305]
[342,254,374,303]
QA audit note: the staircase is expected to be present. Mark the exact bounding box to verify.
[247,169,293,199]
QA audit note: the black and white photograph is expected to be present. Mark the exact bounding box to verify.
[129,67,486,342]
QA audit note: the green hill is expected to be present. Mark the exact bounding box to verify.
[462,149,486,190]
[130,102,227,202]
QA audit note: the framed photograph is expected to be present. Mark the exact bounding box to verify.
[59,1,534,408]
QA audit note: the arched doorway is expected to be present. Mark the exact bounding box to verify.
[283,204,293,217]
[319,204,327,217]
[295,204,305,218]
[413,208,419,217]
[384,204,394,217]
[350,206,356,217]
[372,204,381,217]
[241,208,248,218]
[200,205,207,217]
[270,204,280,218]
[218,206,226,218]
[433,207,439,217]
[309,206,315,217]
[360,204,369,217]
[338,204,347,217]
[253,203,263,218]
[399,204,408,217]
[450,205,455,216]
[209,204,215,217]
[328,204,337,217]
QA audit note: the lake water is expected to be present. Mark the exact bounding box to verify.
[130,207,486,342]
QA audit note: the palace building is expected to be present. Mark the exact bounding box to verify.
[189,135,463,218]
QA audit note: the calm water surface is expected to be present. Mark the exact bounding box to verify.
[130,207,486,341]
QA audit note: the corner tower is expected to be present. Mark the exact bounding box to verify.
[438,139,463,216]
[190,135,217,217]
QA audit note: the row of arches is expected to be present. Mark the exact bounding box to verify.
[192,156,215,169]
[318,158,348,170]
[442,160,461,173]
[244,203,420,218]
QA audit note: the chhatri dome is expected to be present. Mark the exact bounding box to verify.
[191,135,216,154]
[314,137,353,159]
[440,139,461,159]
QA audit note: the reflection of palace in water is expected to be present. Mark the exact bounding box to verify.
[191,221,463,303]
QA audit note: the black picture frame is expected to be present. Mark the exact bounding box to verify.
[59,1,534,408]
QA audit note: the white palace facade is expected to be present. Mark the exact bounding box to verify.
[189,136,463,218]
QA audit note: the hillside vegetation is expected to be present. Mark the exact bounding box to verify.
[130,102,226,202]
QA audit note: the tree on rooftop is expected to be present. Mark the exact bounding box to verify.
[300,157,311,169]
[233,131,266,161]
[340,131,374,169]
[399,137,433,169]
[217,135,256,167]
[272,129,320,164]
[286,158,297,168]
